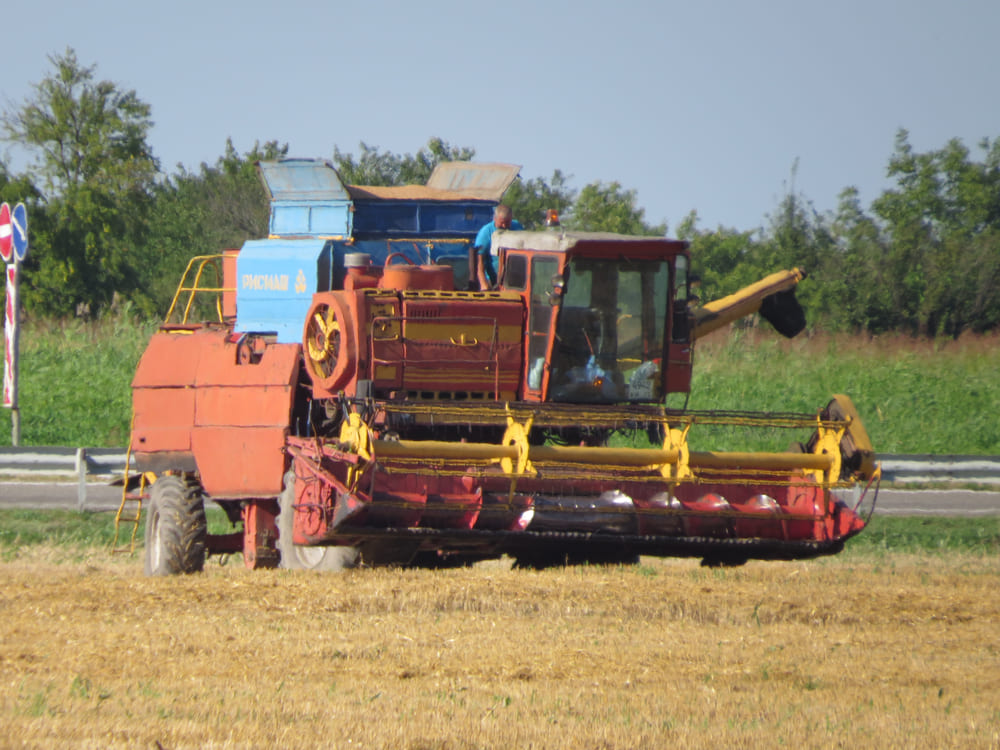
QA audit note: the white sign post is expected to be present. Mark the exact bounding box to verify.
[2,201,28,445]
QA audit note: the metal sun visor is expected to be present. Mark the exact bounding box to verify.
[235,239,333,343]
[425,162,521,200]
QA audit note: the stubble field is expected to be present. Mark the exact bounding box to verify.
[1,547,998,749]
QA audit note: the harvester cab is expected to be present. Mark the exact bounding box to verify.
[128,158,879,576]
[495,231,692,404]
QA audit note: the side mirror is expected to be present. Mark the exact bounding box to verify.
[548,277,565,306]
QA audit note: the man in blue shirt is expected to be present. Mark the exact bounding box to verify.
[471,204,522,290]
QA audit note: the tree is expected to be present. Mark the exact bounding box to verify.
[502,170,576,229]
[825,187,896,333]
[1,48,159,316]
[569,181,665,235]
[875,130,1000,240]
[872,130,1000,335]
[676,211,764,301]
[141,139,287,313]
[190,138,283,243]
[332,137,475,186]
[0,159,43,207]
[3,48,157,199]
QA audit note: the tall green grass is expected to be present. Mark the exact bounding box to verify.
[0,509,122,558]
[844,514,1000,555]
[0,316,157,447]
[686,328,1000,454]
[1,318,998,453]
[0,507,233,560]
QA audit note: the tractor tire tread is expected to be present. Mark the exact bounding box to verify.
[144,475,207,576]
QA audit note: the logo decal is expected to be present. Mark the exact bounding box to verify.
[242,273,289,292]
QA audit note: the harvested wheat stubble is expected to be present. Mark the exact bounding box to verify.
[0,550,998,749]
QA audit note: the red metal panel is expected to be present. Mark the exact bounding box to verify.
[242,499,279,568]
[665,342,692,394]
[782,480,826,540]
[368,471,482,530]
[189,338,299,496]
[222,249,239,319]
[131,388,195,453]
[399,297,522,395]
[193,338,300,388]
[195,385,296,428]
[132,327,299,498]
[192,427,288,498]
[402,298,523,339]
[131,331,202,388]
[419,494,481,529]
[368,296,403,389]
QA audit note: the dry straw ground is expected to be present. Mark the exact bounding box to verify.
[1,548,998,749]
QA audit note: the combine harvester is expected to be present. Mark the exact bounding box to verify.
[124,159,879,574]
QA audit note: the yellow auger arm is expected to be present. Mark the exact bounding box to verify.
[692,268,806,340]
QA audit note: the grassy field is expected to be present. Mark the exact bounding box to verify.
[0,316,156,448]
[1,315,999,454]
[0,540,997,749]
[686,327,1000,455]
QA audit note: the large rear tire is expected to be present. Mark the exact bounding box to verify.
[277,471,359,572]
[144,475,207,576]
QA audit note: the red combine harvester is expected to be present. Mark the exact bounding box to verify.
[125,159,878,574]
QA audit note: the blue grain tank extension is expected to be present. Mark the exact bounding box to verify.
[262,159,353,238]
[233,158,520,342]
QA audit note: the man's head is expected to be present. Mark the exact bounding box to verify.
[493,204,513,229]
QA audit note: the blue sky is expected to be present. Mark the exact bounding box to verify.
[2,0,997,232]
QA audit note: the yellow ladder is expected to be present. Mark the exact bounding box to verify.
[110,437,152,555]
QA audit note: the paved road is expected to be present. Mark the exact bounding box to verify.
[1,482,999,517]
[870,488,1000,516]
[0,482,124,511]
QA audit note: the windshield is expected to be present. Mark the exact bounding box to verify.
[549,257,669,403]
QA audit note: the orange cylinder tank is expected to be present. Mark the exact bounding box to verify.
[343,253,380,290]
[379,263,454,291]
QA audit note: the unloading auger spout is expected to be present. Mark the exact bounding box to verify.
[692,268,807,340]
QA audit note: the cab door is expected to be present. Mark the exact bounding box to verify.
[506,253,560,401]
[665,254,693,394]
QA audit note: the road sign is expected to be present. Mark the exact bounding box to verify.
[11,203,27,262]
[0,202,11,263]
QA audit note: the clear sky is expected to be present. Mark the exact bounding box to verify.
[2,0,997,233]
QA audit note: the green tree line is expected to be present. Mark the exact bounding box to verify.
[2,49,999,336]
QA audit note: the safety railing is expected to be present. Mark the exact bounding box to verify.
[163,254,230,326]
[0,447,133,510]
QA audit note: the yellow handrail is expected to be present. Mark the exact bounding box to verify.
[164,255,233,325]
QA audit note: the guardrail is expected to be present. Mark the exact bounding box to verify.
[1,448,999,511]
[0,447,132,511]
[878,454,1000,487]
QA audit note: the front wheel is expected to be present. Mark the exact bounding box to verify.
[277,471,359,572]
[144,475,207,576]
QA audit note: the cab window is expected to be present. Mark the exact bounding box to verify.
[550,257,668,403]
